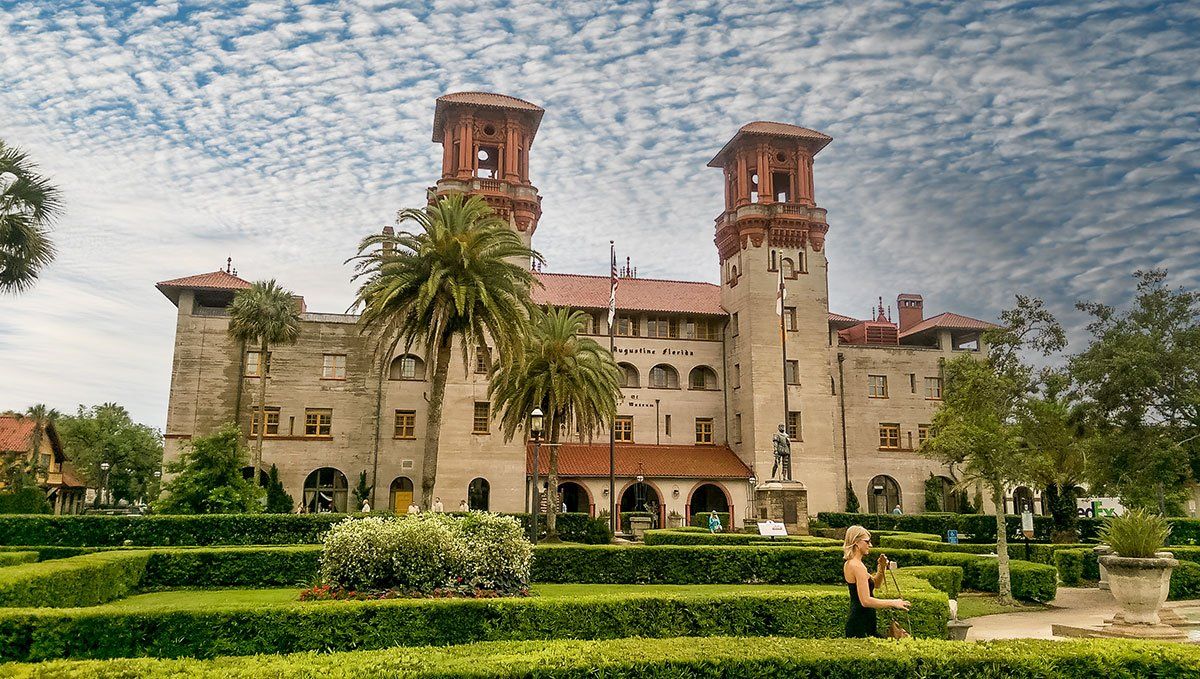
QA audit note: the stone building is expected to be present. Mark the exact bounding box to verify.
[158,92,1000,525]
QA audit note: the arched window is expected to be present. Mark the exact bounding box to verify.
[468,478,490,511]
[867,475,901,514]
[389,355,425,381]
[781,257,796,278]
[240,466,268,487]
[618,362,640,389]
[688,366,718,390]
[620,481,661,514]
[1012,486,1035,515]
[389,477,415,512]
[304,467,348,513]
[649,364,679,389]
[689,483,730,519]
[928,475,959,513]
[558,481,590,514]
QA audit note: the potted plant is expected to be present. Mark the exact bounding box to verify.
[667,510,684,528]
[1098,509,1177,625]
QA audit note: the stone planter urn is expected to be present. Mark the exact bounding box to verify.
[1094,544,1112,590]
[1099,551,1178,625]
[667,514,684,529]
[629,515,653,541]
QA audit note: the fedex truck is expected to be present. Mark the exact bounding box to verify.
[1077,497,1124,518]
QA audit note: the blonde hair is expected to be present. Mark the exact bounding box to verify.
[843,525,871,561]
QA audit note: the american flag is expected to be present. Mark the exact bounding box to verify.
[608,241,618,328]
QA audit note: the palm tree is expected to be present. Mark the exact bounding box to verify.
[1,140,61,294]
[227,279,302,474]
[349,192,540,509]
[490,307,621,540]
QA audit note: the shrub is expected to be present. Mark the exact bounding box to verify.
[457,512,532,591]
[0,551,150,607]
[1054,549,1089,586]
[900,566,962,599]
[0,487,52,514]
[263,465,293,514]
[688,512,730,529]
[643,529,831,546]
[817,512,1055,542]
[141,546,319,589]
[1100,508,1170,558]
[153,424,263,514]
[0,584,950,662]
[0,551,37,567]
[1169,561,1200,600]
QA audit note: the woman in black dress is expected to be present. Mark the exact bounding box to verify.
[842,525,910,638]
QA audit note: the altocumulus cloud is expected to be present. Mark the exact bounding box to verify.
[0,0,1197,428]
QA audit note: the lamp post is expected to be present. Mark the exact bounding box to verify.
[99,462,111,508]
[747,475,757,525]
[152,470,162,504]
[530,408,544,546]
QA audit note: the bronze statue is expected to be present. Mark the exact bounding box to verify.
[771,423,792,481]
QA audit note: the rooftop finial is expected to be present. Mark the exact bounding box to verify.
[226,256,232,274]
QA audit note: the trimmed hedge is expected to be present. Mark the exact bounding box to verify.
[0,512,612,547]
[0,584,949,661]
[688,512,731,529]
[818,512,1055,542]
[3,636,1199,677]
[899,566,962,599]
[0,551,150,608]
[0,545,103,561]
[1169,561,1200,600]
[643,529,838,547]
[0,551,37,567]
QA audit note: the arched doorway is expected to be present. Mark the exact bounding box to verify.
[557,481,589,514]
[240,466,268,487]
[389,477,415,512]
[303,467,348,513]
[868,475,901,514]
[688,483,729,522]
[620,481,662,528]
[930,476,959,513]
[468,478,490,511]
[1012,486,1035,514]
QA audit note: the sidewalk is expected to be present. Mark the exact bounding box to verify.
[966,588,1200,641]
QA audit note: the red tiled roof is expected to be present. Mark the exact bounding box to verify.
[899,312,997,338]
[532,272,725,316]
[59,462,89,489]
[156,270,252,291]
[526,443,751,479]
[828,312,861,329]
[708,120,833,167]
[0,416,35,453]
[433,92,545,143]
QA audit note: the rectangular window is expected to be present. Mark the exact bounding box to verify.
[646,317,678,339]
[473,402,490,434]
[909,373,917,393]
[734,414,742,443]
[785,306,798,331]
[304,408,332,437]
[664,414,672,437]
[925,377,943,400]
[731,313,739,336]
[251,406,281,436]
[868,375,888,398]
[394,410,416,439]
[785,360,800,385]
[733,364,741,388]
[245,351,271,377]
[616,315,639,337]
[769,249,778,271]
[918,424,930,446]
[695,417,714,445]
[787,411,803,440]
[615,415,633,442]
[879,423,901,449]
[322,354,346,380]
[798,249,808,274]
[475,346,491,374]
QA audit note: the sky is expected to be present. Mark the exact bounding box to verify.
[1,0,1197,431]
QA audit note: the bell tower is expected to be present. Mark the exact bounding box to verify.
[431,92,545,245]
[710,121,839,500]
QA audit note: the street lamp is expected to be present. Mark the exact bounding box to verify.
[99,462,111,507]
[530,408,544,546]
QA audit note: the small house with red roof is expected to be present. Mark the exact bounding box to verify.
[0,415,88,514]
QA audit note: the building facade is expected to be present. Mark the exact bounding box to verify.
[158,92,1002,526]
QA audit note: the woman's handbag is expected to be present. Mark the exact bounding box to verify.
[884,560,913,638]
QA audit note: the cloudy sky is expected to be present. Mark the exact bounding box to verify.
[1,0,1197,430]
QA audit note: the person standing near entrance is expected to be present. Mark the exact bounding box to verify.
[432,497,444,513]
[708,510,723,533]
[842,526,909,638]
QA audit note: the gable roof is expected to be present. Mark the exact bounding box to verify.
[527,443,751,479]
[899,312,997,338]
[0,416,37,453]
[533,272,725,316]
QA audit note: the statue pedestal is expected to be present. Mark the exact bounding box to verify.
[752,481,809,536]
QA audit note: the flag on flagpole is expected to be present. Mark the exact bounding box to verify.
[608,242,618,327]
[775,264,787,316]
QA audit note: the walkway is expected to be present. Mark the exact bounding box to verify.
[967,588,1200,641]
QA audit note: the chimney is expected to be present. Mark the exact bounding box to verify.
[897,293,923,333]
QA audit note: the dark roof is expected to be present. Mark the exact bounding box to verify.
[527,443,751,479]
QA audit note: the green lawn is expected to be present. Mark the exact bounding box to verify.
[104,583,845,611]
[955,592,1047,619]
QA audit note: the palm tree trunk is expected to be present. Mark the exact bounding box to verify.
[992,481,1014,604]
[254,338,268,475]
[545,412,561,542]
[421,337,452,509]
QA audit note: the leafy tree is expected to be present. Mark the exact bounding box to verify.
[1016,373,1088,541]
[154,423,263,514]
[352,470,372,510]
[264,464,294,513]
[0,140,61,294]
[844,483,860,513]
[924,475,943,512]
[1070,270,1200,514]
[922,296,1065,603]
[227,280,302,475]
[349,192,540,509]
[489,307,621,540]
[56,403,162,504]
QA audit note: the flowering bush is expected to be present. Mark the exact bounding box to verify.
[317,512,530,595]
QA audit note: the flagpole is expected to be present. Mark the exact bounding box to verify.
[608,241,617,535]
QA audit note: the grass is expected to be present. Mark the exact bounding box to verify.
[955,592,1047,619]
[102,583,846,611]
